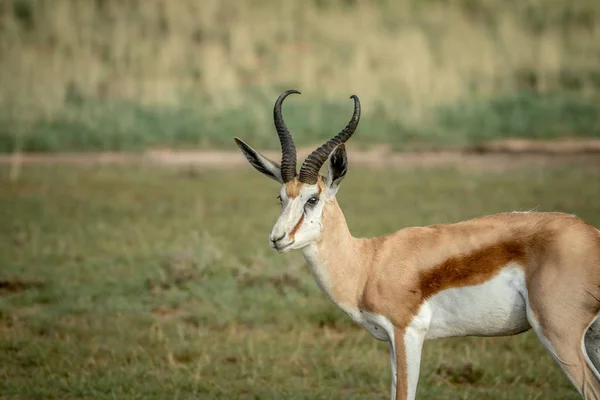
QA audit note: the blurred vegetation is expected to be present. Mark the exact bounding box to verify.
[1,0,600,152]
[2,163,599,398]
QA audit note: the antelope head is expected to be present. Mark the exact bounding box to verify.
[234,90,361,252]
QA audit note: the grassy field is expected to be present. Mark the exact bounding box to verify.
[1,160,600,399]
[2,0,600,152]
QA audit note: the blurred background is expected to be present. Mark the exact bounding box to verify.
[1,1,600,399]
[1,0,600,151]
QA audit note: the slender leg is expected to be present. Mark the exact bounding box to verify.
[526,301,600,399]
[390,327,426,400]
[389,341,397,400]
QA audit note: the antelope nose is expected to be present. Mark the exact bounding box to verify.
[270,232,286,244]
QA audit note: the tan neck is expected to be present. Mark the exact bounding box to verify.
[301,198,375,308]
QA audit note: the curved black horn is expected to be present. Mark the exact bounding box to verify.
[298,95,360,184]
[274,89,301,182]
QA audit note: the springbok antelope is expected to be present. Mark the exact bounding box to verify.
[234,90,600,399]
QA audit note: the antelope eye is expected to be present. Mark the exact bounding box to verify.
[306,196,319,206]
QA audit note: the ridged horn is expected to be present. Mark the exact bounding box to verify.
[274,89,301,183]
[298,95,360,184]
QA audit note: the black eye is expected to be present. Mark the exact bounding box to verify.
[276,195,282,205]
[306,196,319,206]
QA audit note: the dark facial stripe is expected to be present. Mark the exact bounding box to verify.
[289,214,305,241]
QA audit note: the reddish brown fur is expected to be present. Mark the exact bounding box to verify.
[289,214,304,241]
[289,193,600,399]
[418,240,527,299]
[285,179,302,198]
[286,177,323,198]
[314,208,599,330]
[239,101,600,399]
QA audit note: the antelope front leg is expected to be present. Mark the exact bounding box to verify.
[389,327,426,400]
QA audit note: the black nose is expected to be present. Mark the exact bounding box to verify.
[271,233,285,243]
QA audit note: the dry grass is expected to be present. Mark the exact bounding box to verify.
[2,0,599,110]
[1,0,600,151]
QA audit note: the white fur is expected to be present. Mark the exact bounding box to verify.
[388,265,530,400]
[270,153,343,252]
[423,265,530,339]
[342,308,393,341]
[332,267,530,400]
[301,243,335,304]
[303,263,536,400]
[239,135,596,398]
[338,307,403,400]
[270,184,326,251]
[402,326,427,400]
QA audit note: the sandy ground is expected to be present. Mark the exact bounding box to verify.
[0,139,599,171]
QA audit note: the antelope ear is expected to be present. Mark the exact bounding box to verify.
[325,144,348,197]
[234,138,283,183]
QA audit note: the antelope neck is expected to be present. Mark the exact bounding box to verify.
[300,198,374,308]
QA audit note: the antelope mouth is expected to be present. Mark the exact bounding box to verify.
[272,241,295,252]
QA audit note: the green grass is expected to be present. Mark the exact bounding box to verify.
[2,91,600,153]
[1,161,600,399]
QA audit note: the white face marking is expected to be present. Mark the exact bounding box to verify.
[422,265,531,339]
[269,183,331,252]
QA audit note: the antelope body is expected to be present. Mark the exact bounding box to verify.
[234,90,600,399]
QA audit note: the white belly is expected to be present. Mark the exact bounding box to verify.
[341,306,394,341]
[422,265,531,339]
[335,265,530,343]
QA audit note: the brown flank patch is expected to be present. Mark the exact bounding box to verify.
[419,241,527,300]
